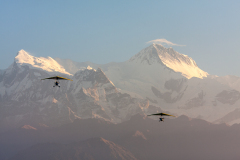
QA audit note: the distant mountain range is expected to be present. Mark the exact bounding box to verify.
[1,44,240,133]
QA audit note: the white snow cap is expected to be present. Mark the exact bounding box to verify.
[15,49,72,75]
[129,44,208,79]
[87,66,93,70]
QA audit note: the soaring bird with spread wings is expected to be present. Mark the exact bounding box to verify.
[41,76,73,88]
[148,113,176,122]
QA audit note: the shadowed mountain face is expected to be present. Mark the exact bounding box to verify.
[2,115,240,160]
[54,45,240,124]
[3,45,240,137]
[0,61,150,131]
[9,137,137,160]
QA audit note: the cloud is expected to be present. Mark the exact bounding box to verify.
[147,39,186,47]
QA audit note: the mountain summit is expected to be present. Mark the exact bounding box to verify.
[129,44,208,79]
[15,49,71,75]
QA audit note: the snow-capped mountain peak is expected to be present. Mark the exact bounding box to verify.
[15,49,71,75]
[15,49,32,62]
[129,44,163,65]
[129,44,208,79]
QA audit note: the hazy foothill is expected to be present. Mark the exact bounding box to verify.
[1,44,240,159]
[3,114,240,160]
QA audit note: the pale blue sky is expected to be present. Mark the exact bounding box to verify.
[1,0,240,76]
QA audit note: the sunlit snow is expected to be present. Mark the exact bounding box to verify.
[15,50,72,75]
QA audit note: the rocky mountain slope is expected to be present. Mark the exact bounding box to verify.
[2,44,240,132]
[55,44,240,124]
[0,51,160,132]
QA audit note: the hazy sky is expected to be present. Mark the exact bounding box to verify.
[1,0,240,76]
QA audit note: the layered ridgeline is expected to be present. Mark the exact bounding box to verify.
[2,44,240,132]
[55,44,208,79]
[0,50,160,131]
[55,44,240,125]
[55,44,209,103]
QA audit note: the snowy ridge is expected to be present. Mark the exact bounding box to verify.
[0,61,150,130]
[15,50,71,75]
[129,44,208,79]
[3,46,240,130]
[72,67,117,95]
